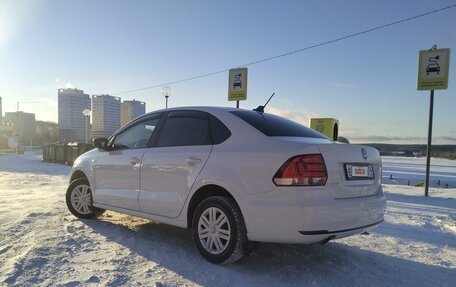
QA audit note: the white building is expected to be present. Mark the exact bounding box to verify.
[121,100,146,126]
[92,94,121,139]
[58,88,91,142]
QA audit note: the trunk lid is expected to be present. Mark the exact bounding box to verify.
[317,143,382,199]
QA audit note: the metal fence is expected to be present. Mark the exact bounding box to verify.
[382,176,455,189]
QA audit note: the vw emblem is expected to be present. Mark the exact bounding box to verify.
[361,148,368,160]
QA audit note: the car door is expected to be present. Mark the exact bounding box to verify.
[139,111,212,218]
[92,114,162,210]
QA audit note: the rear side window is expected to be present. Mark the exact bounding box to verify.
[231,110,327,138]
[210,115,231,144]
[156,111,211,147]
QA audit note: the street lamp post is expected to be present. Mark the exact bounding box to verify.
[161,86,172,109]
[82,109,91,144]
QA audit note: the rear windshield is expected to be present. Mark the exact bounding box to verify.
[231,110,327,138]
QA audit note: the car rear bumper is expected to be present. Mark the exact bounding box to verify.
[298,219,384,235]
[239,185,386,243]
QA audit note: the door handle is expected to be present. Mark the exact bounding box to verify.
[186,156,202,165]
[130,157,141,165]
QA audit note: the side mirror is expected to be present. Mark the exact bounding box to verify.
[93,138,109,150]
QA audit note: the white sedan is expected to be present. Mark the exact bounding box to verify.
[66,106,386,264]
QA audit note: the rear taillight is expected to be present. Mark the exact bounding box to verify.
[273,154,327,186]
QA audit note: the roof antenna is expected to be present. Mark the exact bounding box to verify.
[253,92,275,113]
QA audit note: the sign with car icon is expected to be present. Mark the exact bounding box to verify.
[426,56,441,75]
[228,68,248,101]
[233,74,242,89]
[417,48,450,90]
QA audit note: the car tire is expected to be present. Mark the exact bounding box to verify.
[66,178,102,219]
[192,196,249,264]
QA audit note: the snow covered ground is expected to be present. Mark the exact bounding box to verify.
[0,153,455,287]
[382,156,456,188]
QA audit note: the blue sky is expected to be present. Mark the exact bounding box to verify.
[1,0,455,144]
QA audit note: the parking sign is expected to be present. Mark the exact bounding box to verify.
[228,68,248,101]
[417,48,450,90]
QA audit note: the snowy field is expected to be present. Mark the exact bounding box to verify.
[382,156,456,188]
[0,153,455,287]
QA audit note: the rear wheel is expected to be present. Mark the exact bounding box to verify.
[66,178,102,219]
[192,196,249,264]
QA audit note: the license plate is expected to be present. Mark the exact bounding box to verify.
[345,164,374,180]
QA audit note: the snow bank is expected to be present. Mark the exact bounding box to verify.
[0,154,455,286]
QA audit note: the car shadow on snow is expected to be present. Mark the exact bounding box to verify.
[81,213,455,287]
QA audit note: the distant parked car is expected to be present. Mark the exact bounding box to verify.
[66,107,386,263]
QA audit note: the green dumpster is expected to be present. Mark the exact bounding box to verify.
[42,145,49,162]
[66,142,79,165]
[55,144,66,164]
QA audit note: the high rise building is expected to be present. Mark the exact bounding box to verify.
[120,99,146,126]
[58,88,90,142]
[92,94,121,139]
[3,111,36,144]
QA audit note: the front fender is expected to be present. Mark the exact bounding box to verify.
[70,149,100,191]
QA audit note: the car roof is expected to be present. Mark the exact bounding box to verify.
[143,106,242,115]
[114,106,254,139]
[129,106,250,128]
[118,106,267,143]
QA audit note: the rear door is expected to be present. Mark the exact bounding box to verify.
[139,111,213,218]
[92,114,162,210]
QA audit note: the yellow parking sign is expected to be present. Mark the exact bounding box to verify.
[228,68,248,101]
[417,48,450,90]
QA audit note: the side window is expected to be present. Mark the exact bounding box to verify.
[156,112,211,147]
[112,117,160,149]
[210,115,231,144]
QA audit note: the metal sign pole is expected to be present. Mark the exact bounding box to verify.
[417,46,450,197]
[424,89,434,197]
